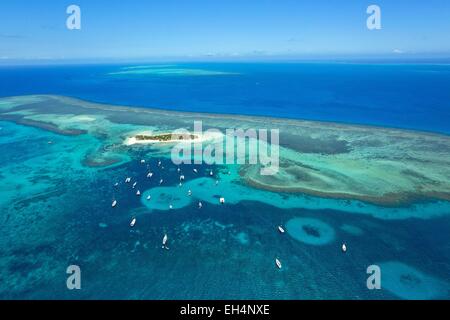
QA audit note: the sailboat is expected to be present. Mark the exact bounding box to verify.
[147,172,153,178]
[130,218,136,227]
[136,190,141,196]
[111,200,117,208]
[162,234,168,249]
[275,258,282,269]
[342,243,347,253]
[146,195,151,201]
[278,226,285,234]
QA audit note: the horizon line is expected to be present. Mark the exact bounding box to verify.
[2,55,450,67]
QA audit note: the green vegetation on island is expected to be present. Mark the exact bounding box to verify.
[135,133,198,142]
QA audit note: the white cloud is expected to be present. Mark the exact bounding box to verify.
[393,49,404,54]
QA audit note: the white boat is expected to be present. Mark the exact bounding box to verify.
[114,182,119,187]
[125,177,131,183]
[193,168,198,173]
[140,159,145,164]
[132,181,137,189]
[278,226,285,233]
[169,204,173,210]
[219,197,225,204]
[187,190,192,196]
[130,218,136,227]
[342,243,347,253]
[162,234,168,249]
[146,195,151,200]
[275,258,282,269]
[136,190,141,196]
[179,182,182,187]
[180,175,185,181]
[157,160,162,166]
[209,170,213,176]
[198,201,203,209]
[215,180,219,186]
[147,172,153,178]
[159,179,164,185]
[112,200,117,208]
[177,168,181,173]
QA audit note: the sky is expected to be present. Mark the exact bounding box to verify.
[1,0,450,62]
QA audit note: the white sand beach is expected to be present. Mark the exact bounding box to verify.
[123,130,223,146]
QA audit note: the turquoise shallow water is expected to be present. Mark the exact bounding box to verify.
[0,119,449,299]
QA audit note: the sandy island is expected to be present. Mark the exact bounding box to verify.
[124,131,223,146]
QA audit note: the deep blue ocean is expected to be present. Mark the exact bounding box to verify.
[1,62,450,134]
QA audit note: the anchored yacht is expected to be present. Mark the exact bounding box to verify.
[162,234,168,249]
[275,258,282,269]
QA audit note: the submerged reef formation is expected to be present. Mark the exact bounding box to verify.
[1,94,449,207]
